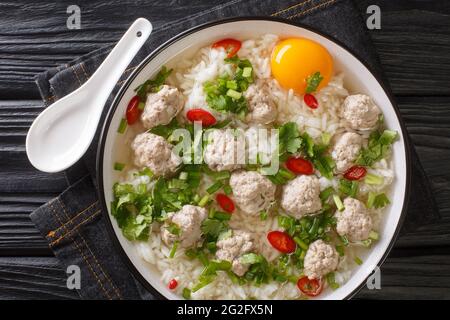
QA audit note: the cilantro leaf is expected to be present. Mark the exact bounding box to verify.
[201,219,229,239]
[134,66,172,100]
[305,72,324,93]
[367,192,390,209]
[356,129,398,166]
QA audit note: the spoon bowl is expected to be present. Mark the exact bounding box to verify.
[26,18,152,173]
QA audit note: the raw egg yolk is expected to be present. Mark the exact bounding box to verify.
[271,38,333,95]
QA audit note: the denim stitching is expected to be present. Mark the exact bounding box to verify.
[287,0,336,19]
[49,210,100,246]
[48,201,112,299]
[57,198,123,299]
[271,0,314,16]
[46,201,99,239]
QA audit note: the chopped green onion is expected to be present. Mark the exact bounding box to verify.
[242,67,252,78]
[179,172,188,180]
[117,118,127,134]
[278,168,295,180]
[333,194,345,211]
[362,239,372,247]
[223,184,232,195]
[214,211,232,221]
[335,245,345,257]
[320,187,334,202]
[260,211,268,221]
[365,173,384,185]
[226,80,238,90]
[182,288,191,299]
[206,181,224,194]
[321,132,332,145]
[294,237,309,251]
[137,101,145,110]
[379,130,398,145]
[114,162,125,171]
[340,235,349,246]
[212,170,231,181]
[169,241,179,258]
[369,230,379,241]
[226,89,242,100]
[354,256,363,265]
[198,195,210,207]
[326,272,340,290]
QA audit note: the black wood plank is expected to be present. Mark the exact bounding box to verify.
[0,257,78,299]
[0,0,450,98]
[1,254,449,300]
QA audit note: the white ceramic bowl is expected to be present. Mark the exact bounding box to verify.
[97,18,411,300]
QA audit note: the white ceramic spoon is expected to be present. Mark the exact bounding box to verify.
[26,18,152,173]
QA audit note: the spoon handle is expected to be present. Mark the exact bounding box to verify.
[85,18,152,100]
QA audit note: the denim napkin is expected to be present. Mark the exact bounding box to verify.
[31,0,440,300]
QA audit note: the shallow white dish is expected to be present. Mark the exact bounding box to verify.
[97,18,411,300]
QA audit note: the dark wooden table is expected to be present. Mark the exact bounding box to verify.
[1,0,449,300]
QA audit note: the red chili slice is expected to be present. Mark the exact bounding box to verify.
[285,157,314,175]
[168,279,178,290]
[297,276,323,297]
[267,231,296,253]
[216,193,235,213]
[304,93,319,109]
[212,38,242,58]
[186,108,217,126]
[126,95,141,125]
[344,165,367,181]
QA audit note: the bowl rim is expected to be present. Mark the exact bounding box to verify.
[96,16,411,300]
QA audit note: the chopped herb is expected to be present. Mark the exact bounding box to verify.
[134,66,172,100]
[213,211,232,221]
[260,211,268,221]
[223,184,233,195]
[326,272,340,290]
[335,245,345,257]
[339,179,359,198]
[197,194,210,207]
[320,186,334,202]
[278,122,303,156]
[203,56,253,115]
[201,219,228,239]
[149,118,180,140]
[365,173,384,185]
[169,241,179,258]
[356,129,398,167]
[182,287,191,299]
[114,162,125,171]
[333,194,345,211]
[117,118,127,134]
[354,256,363,265]
[166,222,181,236]
[137,101,145,110]
[294,237,309,251]
[367,192,390,209]
[369,230,379,241]
[305,72,324,93]
[206,181,224,194]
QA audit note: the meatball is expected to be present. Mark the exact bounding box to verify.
[161,205,207,248]
[281,175,322,218]
[131,132,181,176]
[244,82,277,124]
[331,132,363,173]
[140,85,184,129]
[303,240,339,279]
[216,230,255,276]
[229,170,276,215]
[340,94,381,130]
[203,129,243,172]
[335,197,373,242]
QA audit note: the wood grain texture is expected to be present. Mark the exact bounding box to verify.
[0,0,449,300]
[0,257,78,299]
